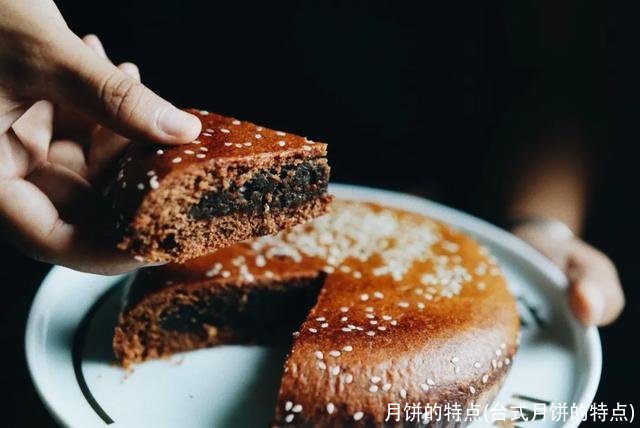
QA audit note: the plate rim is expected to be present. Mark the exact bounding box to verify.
[25,182,602,427]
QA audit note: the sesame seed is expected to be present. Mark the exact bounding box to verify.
[482,374,489,383]
[285,401,293,411]
[232,119,241,125]
[382,315,392,321]
[292,404,302,413]
[390,320,398,326]
[316,316,326,322]
[366,314,375,319]
[314,351,323,360]
[235,144,243,148]
[426,378,436,386]
[224,142,232,146]
[400,389,407,399]
[200,147,208,151]
[221,271,230,278]
[473,362,481,368]
[344,374,354,384]
[382,383,392,391]
[220,128,230,133]
[172,157,182,163]
[343,345,353,352]
[505,358,511,365]
[317,361,327,370]
[330,366,340,376]
[365,307,374,313]
[373,291,384,299]
[369,385,378,393]
[303,145,312,151]
[341,327,352,332]
[366,331,375,336]
[137,183,144,190]
[420,384,429,392]
[321,322,329,328]
[340,306,349,313]
[326,403,335,414]
[149,176,160,190]
[353,271,362,279]
[370,376,381,383]
[156,149,164,155]
[255,255,266,267]
[255,134,262,139]
[308,328,317,333]
[360,294,369,301]
[243,142,252,146]
[329,350,341,357]
[369,320,378,325]
[340,316,348,322]
[353,411,364,421]
[470,386,476,394]
[277,140,286,147]
[285,414,294,423]
[196,154,206,159]
[276,131,286,136]
[377,326,386,331]
[398,301,409,308]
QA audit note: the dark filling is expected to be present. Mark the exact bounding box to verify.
[157,275,324,344]
[188,160,329,219]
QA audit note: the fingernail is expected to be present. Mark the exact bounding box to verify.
[157,107,201,140]
[580,282,604,325]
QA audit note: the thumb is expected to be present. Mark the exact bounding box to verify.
[43,32,201,144]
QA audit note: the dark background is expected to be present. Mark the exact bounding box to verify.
[2,0,639,426]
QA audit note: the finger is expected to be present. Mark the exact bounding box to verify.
[44,33,201,145]
[87,62,141,180]
[566,241,625,326]
[0,176,147,275]
[53,34,110,140]
[82,34,107,59]
[11,100,55,168]
[49,140,88,178]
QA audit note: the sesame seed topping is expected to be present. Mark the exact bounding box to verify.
[482,374,489,383]
[326,403,335,414]
[353,411,364,421]
[244,142,252,146]
[400,389,407,399]
[255,134,262,139]
[235,144,243,148]
[340,306,349,313]
[340,316,348,322]
[344,373,354,384]
[137,183,144,190]
[426,378,436,386]
[370,376,381,383]
[420,384,429,391]
[184,149,195,155]
[277,140,286,147]
[377,326,386,331]
[199,110,208,115]
[330,366,340,376]
[276,131,286,136]
[505,358,511,365]
[316,316,326,322]
[308,328,317,333]
[321,322,329,328]
[314,351,323,360]
[470,386,476,394]
[200,147,208,151]
[329,350,341,357]
[317,361,327,370]
[398,301,409,308]
[220,128,230,133]
[343,345,353,352]
[382,383,392,391]
[292,404,302,413]
[172,157,182,163]
[149,176,160,190]
[302,145,312,151]
[196,154,206,159]
[360,294,369,301]
[366,331,375,336]
[473,361,481,368]
[373,291,384,299]
[285,401,293,411]
[232,119,241,125]
[369,385,378,393]
[156,149,164,155]
[285,414,294,423]
[224,142,232,146]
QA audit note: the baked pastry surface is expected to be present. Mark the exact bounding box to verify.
[114,200,519,426]
[107,109,331,263]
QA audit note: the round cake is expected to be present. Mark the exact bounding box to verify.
[114,200,520,426]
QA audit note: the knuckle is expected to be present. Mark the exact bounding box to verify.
[99,72,145,121]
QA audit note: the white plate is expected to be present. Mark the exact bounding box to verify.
[25,184,601,428]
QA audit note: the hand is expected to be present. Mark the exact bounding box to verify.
[513,220,624,326]
[0,1,201,274]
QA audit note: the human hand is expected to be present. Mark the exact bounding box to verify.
[512,219,624,326]
[0,1,201,274]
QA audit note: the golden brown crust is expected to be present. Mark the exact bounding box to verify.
[114,200,519,426]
